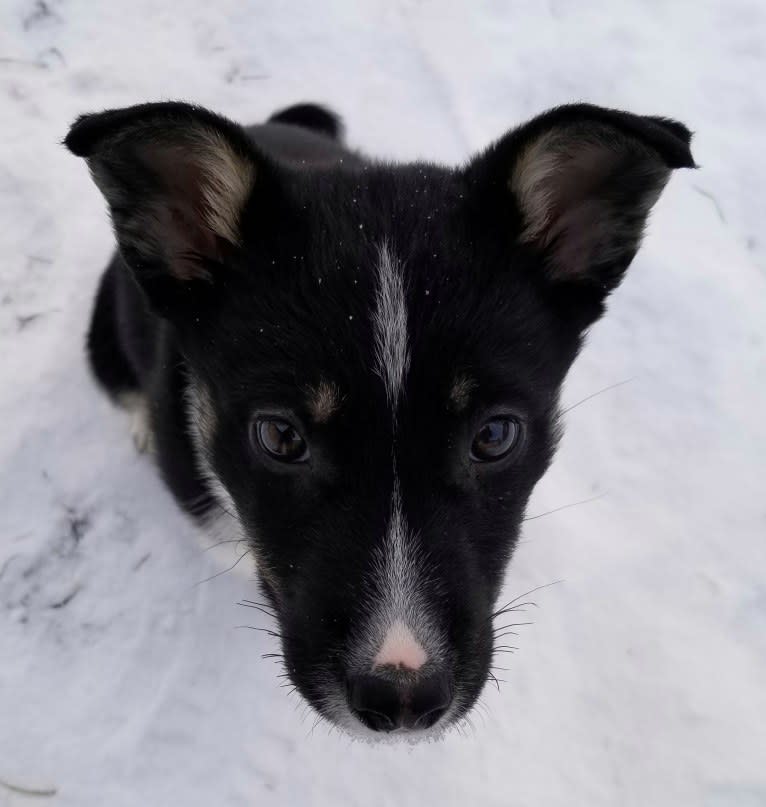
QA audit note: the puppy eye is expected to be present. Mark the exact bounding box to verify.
[470,417,521,462]
[252,418,309,463]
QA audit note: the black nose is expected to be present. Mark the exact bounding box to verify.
[347,671,452,732]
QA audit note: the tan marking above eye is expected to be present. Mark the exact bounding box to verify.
[449,374,476,412]
[306,380,344,423]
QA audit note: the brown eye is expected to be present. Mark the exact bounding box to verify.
[253,419,309,463]
[470,417,521,462]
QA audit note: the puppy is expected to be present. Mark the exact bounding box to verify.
[65,100,694,737]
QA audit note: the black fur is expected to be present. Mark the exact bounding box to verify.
[268,102,344,140]
[86,258,139,397]
[67,100,694,736]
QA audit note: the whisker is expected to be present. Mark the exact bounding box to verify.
[490,580,563,620]
[492,603,539,618]
[493,632,521,641]
[193,549,250,586]
[561,378,633,415]
[204,537,246,552]
[234,625,284,639]
[493,621,534,632]
[237,602,276,619]
[240,599,276,612]
[522,493,605,523]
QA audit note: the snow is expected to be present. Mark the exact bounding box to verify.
[1,1,765,805]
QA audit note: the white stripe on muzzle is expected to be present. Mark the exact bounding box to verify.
[368,481,438,671]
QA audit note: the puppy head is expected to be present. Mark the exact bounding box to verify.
[67,102,693,737]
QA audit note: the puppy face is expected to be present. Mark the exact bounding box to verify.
[67,102,694,737]
[181,176,570,733]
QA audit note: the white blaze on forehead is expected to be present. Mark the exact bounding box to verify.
[373,242,410,412]
[374,620,427,670]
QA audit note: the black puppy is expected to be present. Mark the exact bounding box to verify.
[66,100,694,737]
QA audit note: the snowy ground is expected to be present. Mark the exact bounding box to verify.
[1,1,765,805]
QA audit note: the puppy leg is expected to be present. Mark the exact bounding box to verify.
[87,255,140,398]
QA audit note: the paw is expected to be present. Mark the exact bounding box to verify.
[130,407,155,454]
[117,392,155,455]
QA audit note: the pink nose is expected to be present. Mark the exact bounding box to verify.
[373,620,428,671]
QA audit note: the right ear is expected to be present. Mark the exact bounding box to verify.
[463,103,694,329]
[65,102,268,314]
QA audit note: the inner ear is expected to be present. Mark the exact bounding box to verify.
[465,104,694,299]
[65,102,262,295]
[510,125,670,284]
[125,134,256,280]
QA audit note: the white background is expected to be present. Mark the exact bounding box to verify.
[1,1,764,805]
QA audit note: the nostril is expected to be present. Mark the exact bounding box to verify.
[354,708,396,733]
[410,672,452,729]
[348,674,400,732]
[347,672,453,732]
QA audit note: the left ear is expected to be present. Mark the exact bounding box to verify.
[65,101,269,316]
[467,103,695,298]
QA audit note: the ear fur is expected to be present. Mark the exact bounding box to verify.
[66,102,263,306]
[467,103,695,294]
